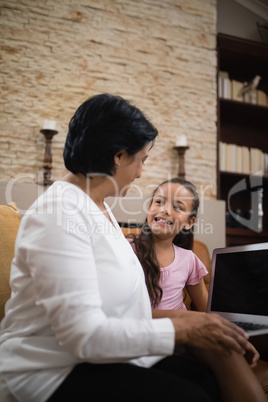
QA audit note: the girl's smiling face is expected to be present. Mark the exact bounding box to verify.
[147,182,196,238]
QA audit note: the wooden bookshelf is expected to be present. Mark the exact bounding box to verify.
[217,34,268,246]
[226,228,268,247]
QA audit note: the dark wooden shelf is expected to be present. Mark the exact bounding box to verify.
[220,171,268,185]
[218,34,268,93]
[219,99,268,150]
[219,172,268,232]
[226,228,268,247]
[217,34,268,246]
[226,227,268,236]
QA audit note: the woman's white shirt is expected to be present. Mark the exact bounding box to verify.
[0,182,174,402]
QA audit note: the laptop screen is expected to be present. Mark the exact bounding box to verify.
[210,247,268,317]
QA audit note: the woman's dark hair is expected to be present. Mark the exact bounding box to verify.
[132,177,199,308]
[63,93,158,176]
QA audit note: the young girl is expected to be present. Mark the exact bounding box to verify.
[130,177,208,312]
[130,177,268,402]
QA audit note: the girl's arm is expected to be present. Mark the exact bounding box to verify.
[186,279,208,312]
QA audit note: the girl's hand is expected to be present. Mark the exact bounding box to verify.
[243,342,260,368]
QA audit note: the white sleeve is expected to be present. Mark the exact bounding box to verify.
[24,209,174,363]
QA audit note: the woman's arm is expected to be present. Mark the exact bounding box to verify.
[153,309,259,364]
[186,279,208,312]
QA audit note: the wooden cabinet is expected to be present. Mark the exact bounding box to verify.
[217,34,268,246]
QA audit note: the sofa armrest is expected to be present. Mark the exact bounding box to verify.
[0,203,21,321]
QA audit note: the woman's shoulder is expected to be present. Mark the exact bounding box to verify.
[24,181,98,227]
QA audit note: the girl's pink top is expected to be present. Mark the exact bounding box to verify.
[157,245,208,310]
[130,242,208,310]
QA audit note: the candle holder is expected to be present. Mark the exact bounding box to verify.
[40,128,58,185]
[174,145,189,180]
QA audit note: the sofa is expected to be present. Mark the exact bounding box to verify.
[0,203,21,321]
[0,202,268,398]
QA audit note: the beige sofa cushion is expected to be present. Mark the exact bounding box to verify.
[0,203,21,321]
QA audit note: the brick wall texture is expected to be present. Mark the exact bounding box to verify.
[0,0,217,199]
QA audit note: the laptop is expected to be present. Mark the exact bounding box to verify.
[207,242,268,337]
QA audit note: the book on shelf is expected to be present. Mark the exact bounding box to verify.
[219,142,226,172]
[219,142,267,176]
[218,75,268,106]
[250,147,263,175]
[244,90,257,104]
[241,146,250,175]
[231,80,267,105]
[226,143,236,172]
[257,90,267,106]
[218,71,232,99]
[219,142,236,172]
[236,145,243,174]
[232,80,243,102]
[263,153,268,177]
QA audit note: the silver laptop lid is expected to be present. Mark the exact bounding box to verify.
[207,242,268,325]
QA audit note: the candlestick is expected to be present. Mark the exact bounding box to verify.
[174,145,189,180]
[40,128,58,185]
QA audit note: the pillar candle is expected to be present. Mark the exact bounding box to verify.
[175,135,187,147]
[43,120,56,130]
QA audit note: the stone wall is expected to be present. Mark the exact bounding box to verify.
[0,0,217,199]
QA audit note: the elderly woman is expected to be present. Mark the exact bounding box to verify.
[0,94,265,402]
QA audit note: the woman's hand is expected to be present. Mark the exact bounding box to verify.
[169,310,252,357]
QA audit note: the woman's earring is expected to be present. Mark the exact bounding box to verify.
[116,163,120,167]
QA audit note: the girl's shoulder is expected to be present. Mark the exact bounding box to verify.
[173,244,193,256]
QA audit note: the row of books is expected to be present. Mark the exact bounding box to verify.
[218,71,268,106]
[219,142,268,176]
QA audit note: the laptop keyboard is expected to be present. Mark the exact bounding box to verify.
[232,321,268,331]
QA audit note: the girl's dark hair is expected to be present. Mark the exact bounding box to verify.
[132,177,199,308]
[63,93,158,176]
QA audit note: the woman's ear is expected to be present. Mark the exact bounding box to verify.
[114,150,128,166]
[183,216,196,231]
[114,151,123,166]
